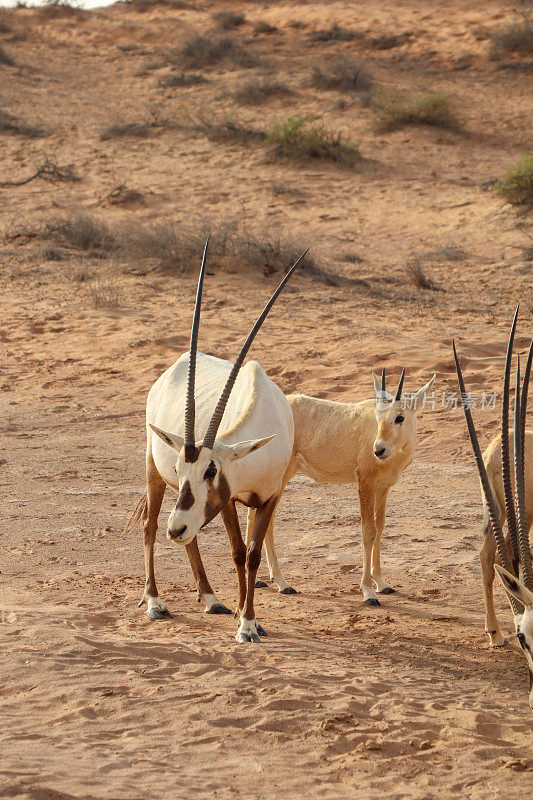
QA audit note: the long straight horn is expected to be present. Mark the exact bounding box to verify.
[381,367,386,392]
[184,239,209,460]
[515,354,533,592]
[520,338,533,474]
[501,305,520,574]
[202,249,308,451]
[395,368,405,401]
[452,340,520,613]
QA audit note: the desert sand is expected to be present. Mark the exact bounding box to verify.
[1,1,532,798]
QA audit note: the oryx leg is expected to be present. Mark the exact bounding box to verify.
[479,495,509,646]
[139,454,172,620]
[237,495,279,643]
[245,508,267,588]
[372,485,394,594]
[186,537,231,615]
[246,504,296,594]
[221,500,247,616]
[358,479,380,606]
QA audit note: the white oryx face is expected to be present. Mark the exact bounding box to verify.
[150,424,275,545]
[371,373,435,461]
[495,565,533,710]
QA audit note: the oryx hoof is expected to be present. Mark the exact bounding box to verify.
[148,607,173,620]
[380,587,396,595]
[255,580,268,588]
[280,586,297,595]
[364,597,381,607]
[256,623,268,637]
[236,632,261,644]
[207,604,232,615]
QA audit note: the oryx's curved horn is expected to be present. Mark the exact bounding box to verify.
[452,340,520,613]
[520,338,533,474]
[501,305,519,574]
[202,249,309,451]
[381,368,386,392]
[515,354,533,591]
[395,368,405,401]
[184,239,209,460]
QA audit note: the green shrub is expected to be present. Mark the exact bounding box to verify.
[266,115,361,164]
[494,154,533,206]
[376,92,460,132]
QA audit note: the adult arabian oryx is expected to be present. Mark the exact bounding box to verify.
[454,308,533,708]
[246,369,436,604]
[125,242,307,643]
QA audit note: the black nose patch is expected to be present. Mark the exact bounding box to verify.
[177,480,194,511]
[375,447,386,457]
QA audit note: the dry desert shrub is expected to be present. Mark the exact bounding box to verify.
[125,0,191,11]
[0,13,11,34]
[0,155,79,187]
[494,154,533,206]
[311,57,373,100]
[0,45,14,65]
[308,24,361,42]
[233,76,292,105]
[266,116,361,165]
[212,11,246,30]
[104,184,144,205]
[159,72,206,87]
[100,120,153,140]
[254,20,277,34]
[194,114,265,143]
[376,92,460,133]
[29,211,321,278]
[405,254,438,291]
[39,0,83,18]
[177,33,260,69]
[88,270,121,309]
[0,109,46,137]
[490,2,533,56]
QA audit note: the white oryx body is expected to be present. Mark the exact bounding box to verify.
[148,353,293,504]
[247,372,436,604]
[125,242,307,643]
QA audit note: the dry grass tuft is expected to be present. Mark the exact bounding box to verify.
[100,120,153,140]
[87,270,121,309]
[194,114,265,144]
[212,11,246,30]
[376,92,461,133]
[0,44,14,65]
[494,154,533,206]
[125,0,191,11]
[159,72,206,87]
[233,76,292,105]
[0,109,46,138]
[308,24,361,42]
[0,155,79,187]
[491,3,533,56]
[266,116,361,165]
[39,0,83,18]
[254,20,277,34]
[405,254,439,290]
[178,33,260,70]
[311,57,373,100]
[104,184,144,205]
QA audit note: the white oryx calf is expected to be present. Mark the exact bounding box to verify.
[454,308,533,709]
[247,369,436,605]
[125,243,307,643]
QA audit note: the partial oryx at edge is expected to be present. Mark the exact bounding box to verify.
[124,242,308,643]
[454,307,533,709]
[245,368,436,604]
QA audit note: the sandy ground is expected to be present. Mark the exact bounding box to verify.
[1,1,533,798]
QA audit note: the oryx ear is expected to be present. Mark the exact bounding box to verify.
[411,373,436,409]
[149,424,185,452]
[225,435,277,461]
[495,565,533,610]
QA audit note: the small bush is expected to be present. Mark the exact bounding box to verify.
[368,32,412,50]
[213,11,246,30]
[0,13,11,34]
[0,45,14,65]
[104,184,144,205]
[88,271,121,309]
[405,254,438,291]
[233,77,291,105]
[311,57,373,99]
[178,34,259,69]
[100,121,153,140]
[266,116,361,165]
[0,109,46,138]
[491,19,533,56]
[39,0,83,18]
[376,92,460,133]
[43,213,115,253]
[308,24,361,42]
[159,72,206,87]
[494,154,533,206]
[254,20,277,34]
[195,115,265,144]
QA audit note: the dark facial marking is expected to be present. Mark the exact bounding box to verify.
[177,480,194,511]
[395,414,404,424]
[202,471,231,527]
[204,461,217,480]
[184,444,200,464]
